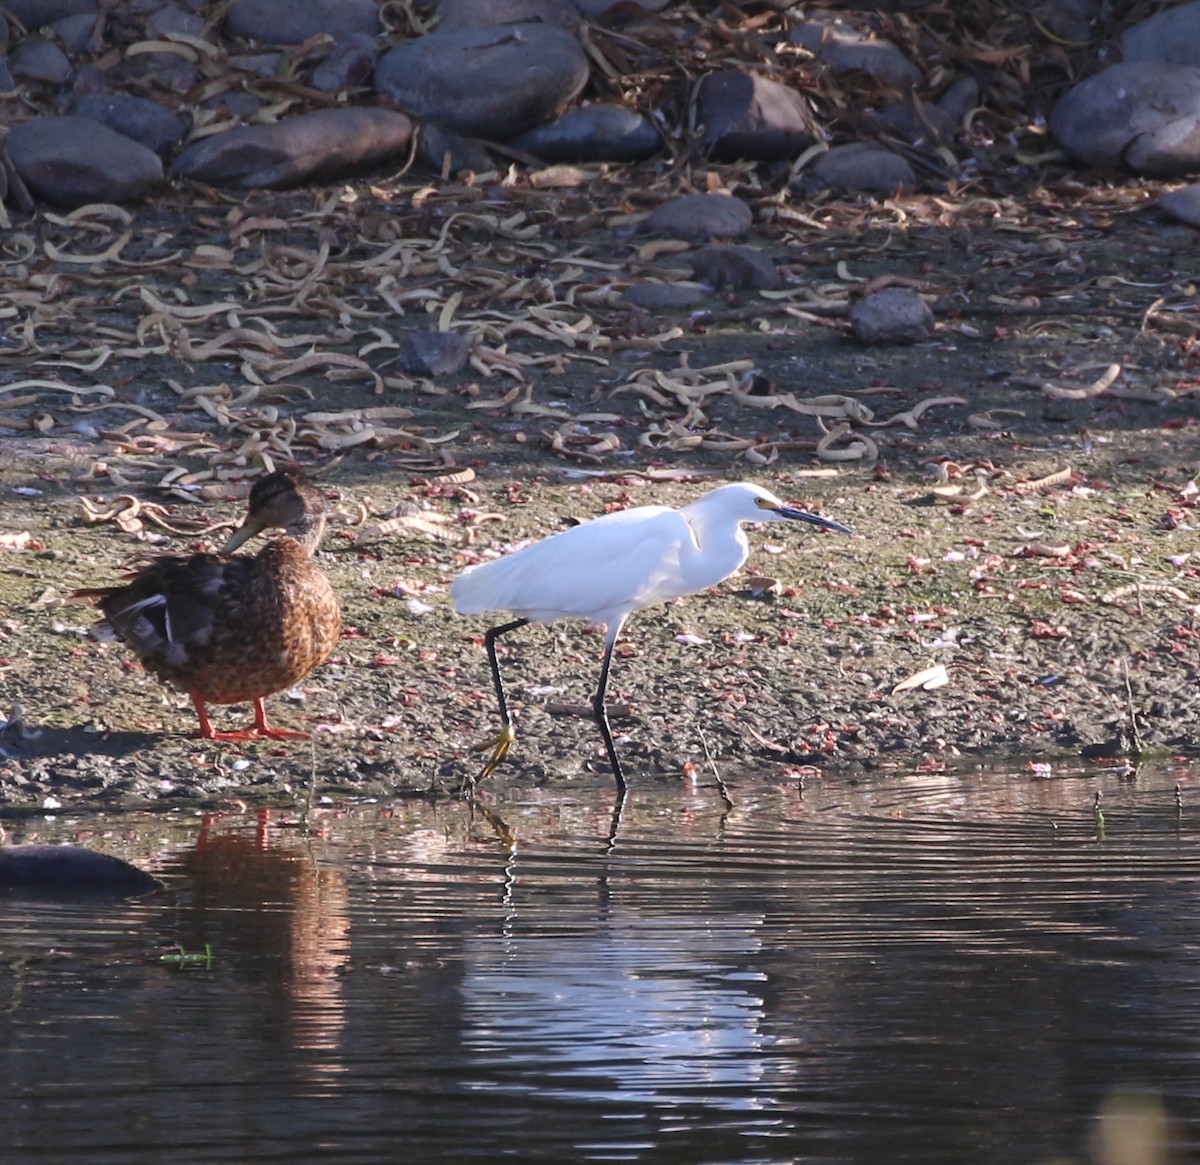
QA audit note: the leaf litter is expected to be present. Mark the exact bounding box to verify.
[2,1,1200,803]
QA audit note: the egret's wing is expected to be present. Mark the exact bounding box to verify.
[453,506,691,622]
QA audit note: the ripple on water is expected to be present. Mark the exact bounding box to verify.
[1,762,1199,1164]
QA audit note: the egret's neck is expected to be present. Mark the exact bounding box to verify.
[679,504,751,592]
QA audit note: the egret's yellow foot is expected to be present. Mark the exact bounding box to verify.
[473,722,517,782]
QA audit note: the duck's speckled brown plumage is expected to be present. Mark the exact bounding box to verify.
[75,466,341,740]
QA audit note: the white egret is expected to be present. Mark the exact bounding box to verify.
[452,482,851,793]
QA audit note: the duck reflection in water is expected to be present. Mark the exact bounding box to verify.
[167,809,351,1093]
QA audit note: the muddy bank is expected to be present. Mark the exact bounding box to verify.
[0,175,1197,810]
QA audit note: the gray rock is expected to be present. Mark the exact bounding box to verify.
[1122,1,1200,67]
[1034,0,1098,43]
[1051,61,1200,176]
[49,11,96,54]
[308,32,377,92]
[873,100,955,147]
[0,843,160,893]
[416,124,495,176]
[1160,183,1200,227]
[70,92,191,156]
[7,115,163,208]
[203,90,262,120]
[65,60,104,100]
[226,0,381,45]
[0,148,34,211]
[145,2,207,39]
[434,0,580,31]
[3,0,95,31]
[643,192,753,242]
[171,107,413,189]
[118,48,199,92]
[687,245,780,291]
[375,24,588,140]
[805,142,916,196]
[395,329,472,376]
[226,51,284,79]
[9,36,71,84]
[872,82,973,153]
[512,104,660,163]
[789,18,921,90]
[620,282,708,310]
[938,77,979,125]
[576,0,671,13]
[849,287,933,345]
[698,70,815,161]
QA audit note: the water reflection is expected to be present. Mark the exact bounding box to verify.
[164,811,352,1091]
[0,764,1198,1163]
[462,918,772,1109]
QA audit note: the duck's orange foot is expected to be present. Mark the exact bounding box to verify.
[200,726,310,742]
[190,693,309,742]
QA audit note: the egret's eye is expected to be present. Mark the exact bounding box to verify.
[754,497,774,510]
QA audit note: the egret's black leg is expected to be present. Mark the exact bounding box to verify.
[591,624,629,795]
[472,618,529,784]
[486,618,528,733]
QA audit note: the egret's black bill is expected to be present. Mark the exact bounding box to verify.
[775,505,852,535]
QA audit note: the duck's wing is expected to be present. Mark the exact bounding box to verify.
[78,553,255,669]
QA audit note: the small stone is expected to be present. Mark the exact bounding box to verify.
[872,100,955,147]
[789,18,921,91]
[512,104,660,163]
[620,282,708,311]
[70,92,191,156]
[7,114,163,208]
[170,107,412,189]
[804,142,916,197]
[687,245,780,291]
[1033,0,1098,43]
[308,32,377,92]
[1051,61,1200,176]
[698,69,815,162]
[9,36,71,84]
[643,192,753,243]
[395,329,472,376]
[416,125,495,176]
[226,0,380,44]
[3,0,95,31]
[575,0,671,13]
[49,11,96,54]
[145,2,206,39]
[849,287,934,345]
[1121,1,1200,67]
[435,0,580,31]
[937,77,979,125]
[374,24,588,140]
[1160,183,1200,227]
[118,49,198,93]
[0,843,160,892]
[203,90,262,120]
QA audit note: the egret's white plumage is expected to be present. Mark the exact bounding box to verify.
[452,482,851,792]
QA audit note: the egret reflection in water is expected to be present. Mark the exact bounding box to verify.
[461,916,779,1110]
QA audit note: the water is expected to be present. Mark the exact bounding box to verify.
[1,762,1197,1164]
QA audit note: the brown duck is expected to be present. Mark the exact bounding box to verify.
[75,466,342,741]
